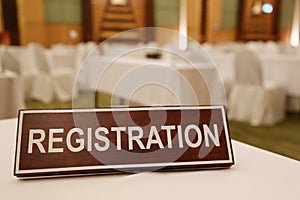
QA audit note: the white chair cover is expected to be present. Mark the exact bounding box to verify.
[1,49,20,74]
[85,41,97,53]
[235,48,262,86]
[73,43,87,71]
[228,48,286,126]
[1,45,39,99]
[30,43,75,103]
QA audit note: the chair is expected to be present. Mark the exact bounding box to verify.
[85,41,97,53]
[1,45,39,99]
[227,48,286,126]
[30,43,76,103]
[1,47,20,74]
[73,43,88,71]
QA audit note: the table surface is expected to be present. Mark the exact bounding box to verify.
[1,118,300,199]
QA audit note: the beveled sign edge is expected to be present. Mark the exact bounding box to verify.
[14,105,235,178]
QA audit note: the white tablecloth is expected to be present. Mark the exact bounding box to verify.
[0,71,24,119]
[210,52,300,97]
[78,55,225,106]
[1,118,300,199]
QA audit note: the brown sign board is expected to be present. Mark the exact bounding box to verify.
[14,106,234,178]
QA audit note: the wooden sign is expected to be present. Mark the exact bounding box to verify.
[14,106,234,178]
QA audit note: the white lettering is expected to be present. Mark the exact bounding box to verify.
[48,129,64,153]
[177,125,183,148]
[146,126,164,149]
[184,124,202,148]
[87,128,92,152]
[94,127,110,151]
[204,124,220,147]
[161,125,175,148]
[111,127,126,150]
[128,126,145,150]
[27,123,221,153]
[28,129,46,154]
[66,128,85,152]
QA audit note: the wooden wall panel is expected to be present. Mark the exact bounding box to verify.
[186,0,224,43]
[131,0,147,27]
[45,24,82,46]
[187,0,202,41]
[0,1,4,31]
[16,0,83,47]
[206,0,222,43]
[280,29,291,44]
[16,0,45,45]
[214,28,236,42]
[91,0,106,42]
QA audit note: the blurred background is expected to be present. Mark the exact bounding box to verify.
[0,0,296,45]
[0,0,299,160]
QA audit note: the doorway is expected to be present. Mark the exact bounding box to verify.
[237,0,280,41]
[82,0,154,43]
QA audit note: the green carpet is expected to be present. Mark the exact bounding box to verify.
[229,114,300,161]
[25,92,300,161]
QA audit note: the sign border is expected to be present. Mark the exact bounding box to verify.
[14,105,234,177]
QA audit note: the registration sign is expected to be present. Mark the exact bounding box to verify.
[14,106,234,178]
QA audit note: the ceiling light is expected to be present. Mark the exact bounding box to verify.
[262,3,273,14]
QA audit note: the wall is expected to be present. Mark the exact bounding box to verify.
[44,0,81,24]
[280,0,295,43]
[0,1,3,31]
[44,0,82,46]
[221,0,238,29]
[216,0,237,42]
[187,0,202,41]
[206,0,223,43]
[15,0,297,46]
[217,0,296,43]
[280,0,294,29]
[17,0,82,46]
[17,0,45,45]
[154,0,179,28]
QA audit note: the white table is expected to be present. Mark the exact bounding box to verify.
[78,54,225,106]
[0,71,24,119]
[1,118,300,199]
[210,52,300,98]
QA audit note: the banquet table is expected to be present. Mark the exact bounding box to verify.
[78,54,225,106]
[1,118,300,200]
[210,52,300,98]
[0,71,24,119]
